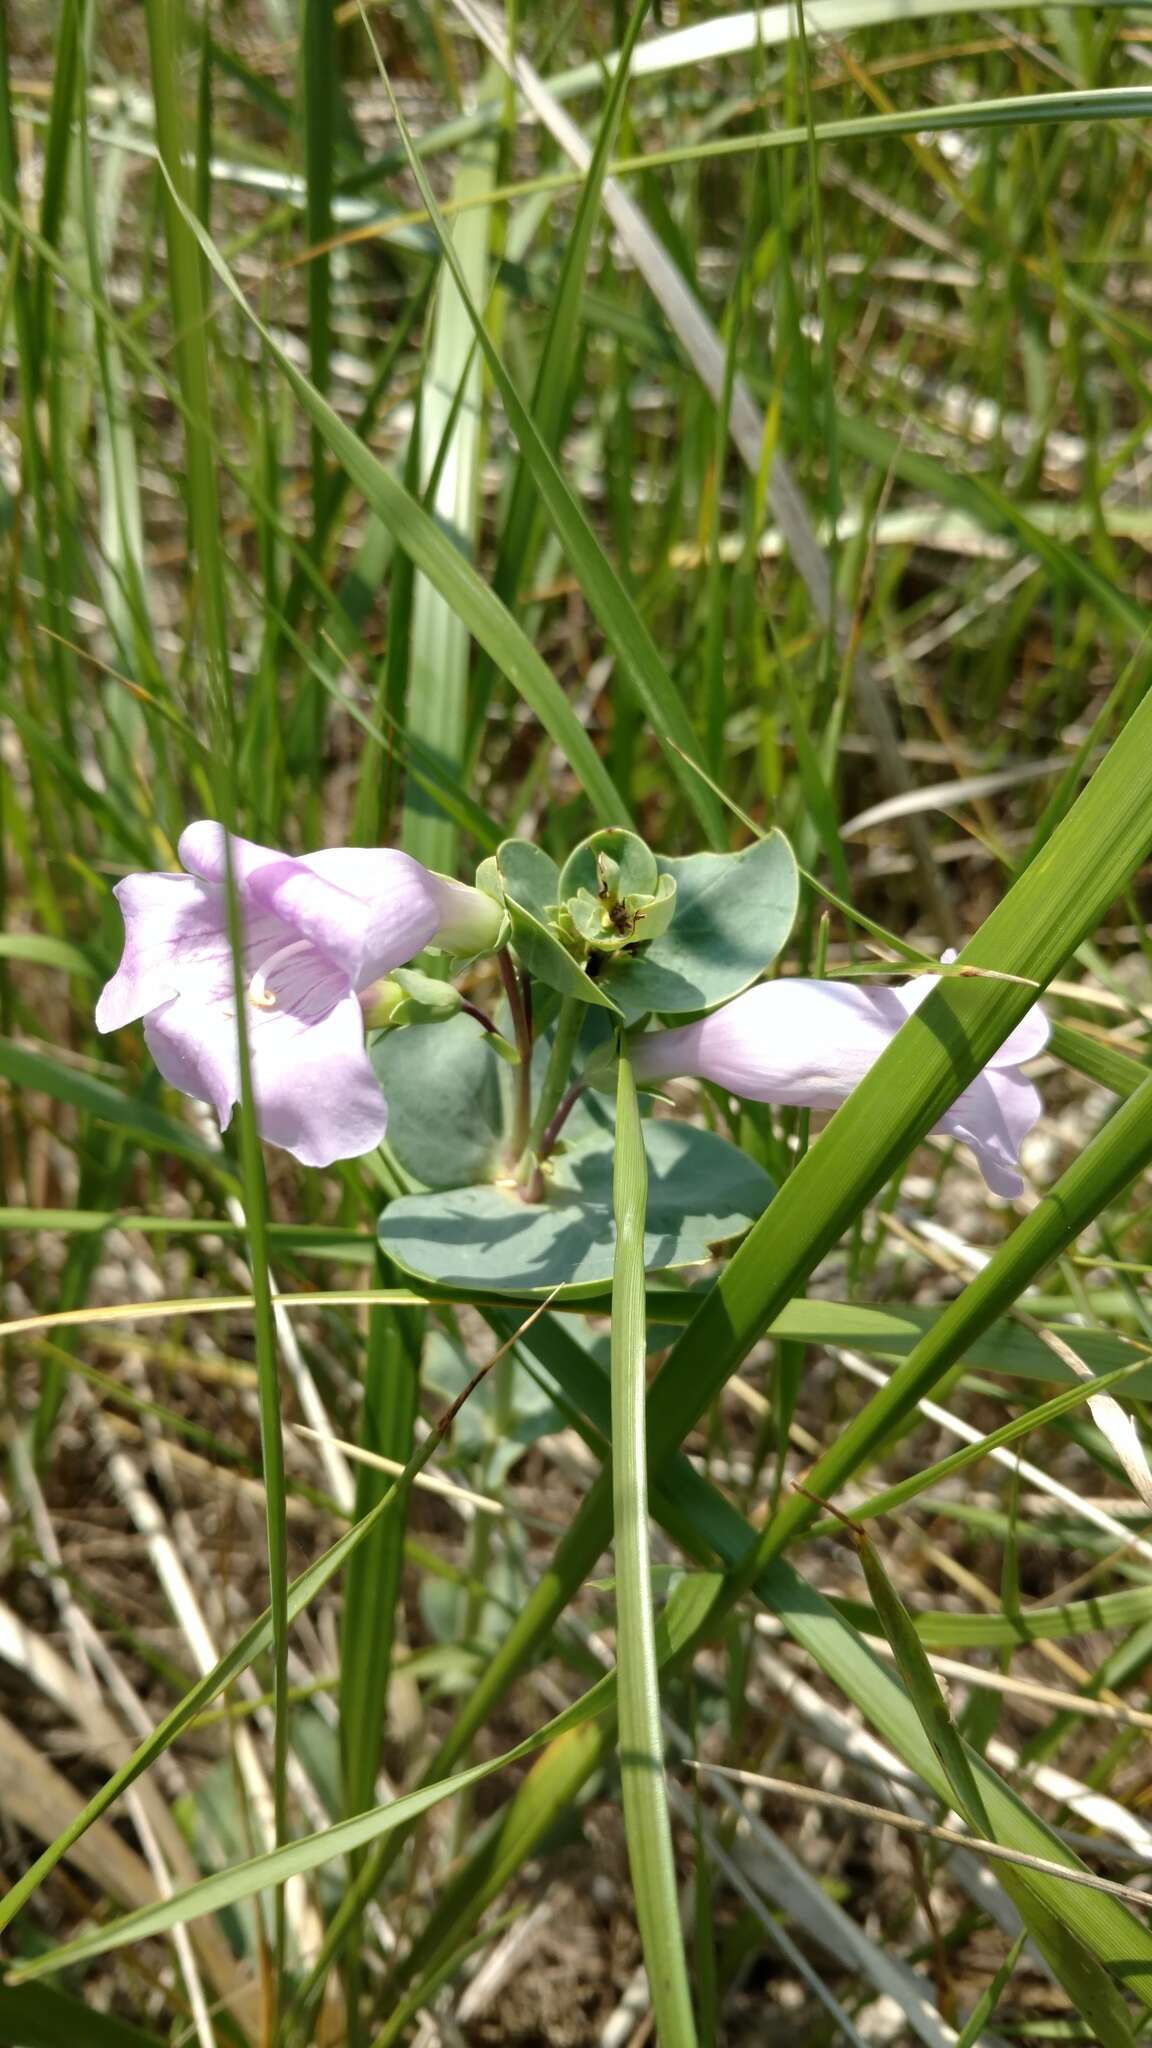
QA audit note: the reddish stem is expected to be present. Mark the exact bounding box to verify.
[460,1000,498,1034]
[519,1081,586,1204]
[539,1081,585,1161]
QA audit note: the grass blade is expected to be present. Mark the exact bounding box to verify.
[0,1315,502,1935]
[0,1985,165,2048]
[338,1269,420,2035]
[402,109,495,875]
[643,676,1152,1515]
[611,1054,698,2045]
[822,1526,1139,2044]
[9,1575,719,1985]
[167,170,628,827]
[365,31,728,847]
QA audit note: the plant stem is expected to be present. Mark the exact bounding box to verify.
[539,1082,586,1162]
[520,1083,587,1205]
[525,996,583,1158]
[498,949,533,1164]
[460,999,498,1034]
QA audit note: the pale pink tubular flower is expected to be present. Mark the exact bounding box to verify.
[95,822,500,1168]
[630,964,1050,1198]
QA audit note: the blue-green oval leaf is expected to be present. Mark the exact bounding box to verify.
[378,1122,772,1293]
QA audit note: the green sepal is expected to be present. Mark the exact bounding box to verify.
[388,968,464,1022]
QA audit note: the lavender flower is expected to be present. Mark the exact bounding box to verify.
[630,966,1049,1197]
[96,822,500,1167]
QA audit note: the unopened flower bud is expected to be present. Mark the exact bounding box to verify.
[427,873,509,957]
[358,977,408,1030]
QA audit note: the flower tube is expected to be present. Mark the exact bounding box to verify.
[630,968,1049,1198]
[95,822,501,1167]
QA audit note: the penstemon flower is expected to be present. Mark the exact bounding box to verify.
[95,822,503,1167]
[629,964,1049,1197]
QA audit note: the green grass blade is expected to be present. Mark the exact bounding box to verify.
[372,1721,613,2037]
[402,113,495,875]
[1050,1020,1149,1097]
[847,1531,1137,2044]
[0,1985,165,2048]
[166,170,628,827]
[817,1358,1151,1532]
[339,1268,421,2033]
[30,0,82,361]
[0,1346,492,1935]
[339,1282,420,1821]
[5,1716,606,1979]
[485,0,651,608]
[607,88,1152,185]
[839,1583,1152,1654]
[141,0,230,733]
[10,1576,719,1985]
[750,1061,1152,1573]
[952,1933,1027,2048]
[0,933,95,975]
[851,1531,992,1834]
[819,404,1149,643]
[755,1554,1152,2023]
[300,0,334,537]
[611,1054,699,2046]
[367,37,728,847]
[0,1040,235,1179]
[643,677,1152,1503]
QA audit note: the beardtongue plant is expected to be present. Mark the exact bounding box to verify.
[99,821,1051,1293]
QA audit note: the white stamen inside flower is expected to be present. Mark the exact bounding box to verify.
[248,938,314,1010]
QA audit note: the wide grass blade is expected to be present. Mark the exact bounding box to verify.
[643,677,1152,1497]
[338,1271,420,2037]
[0,1985,164,2048]
[366,32,728,846]
[402,108,495,875]
[0,1040,234,1179]
[750,1063,1152,1572]
[5,1710,612,1979]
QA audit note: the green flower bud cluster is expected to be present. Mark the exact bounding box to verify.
[551,830,676,963]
